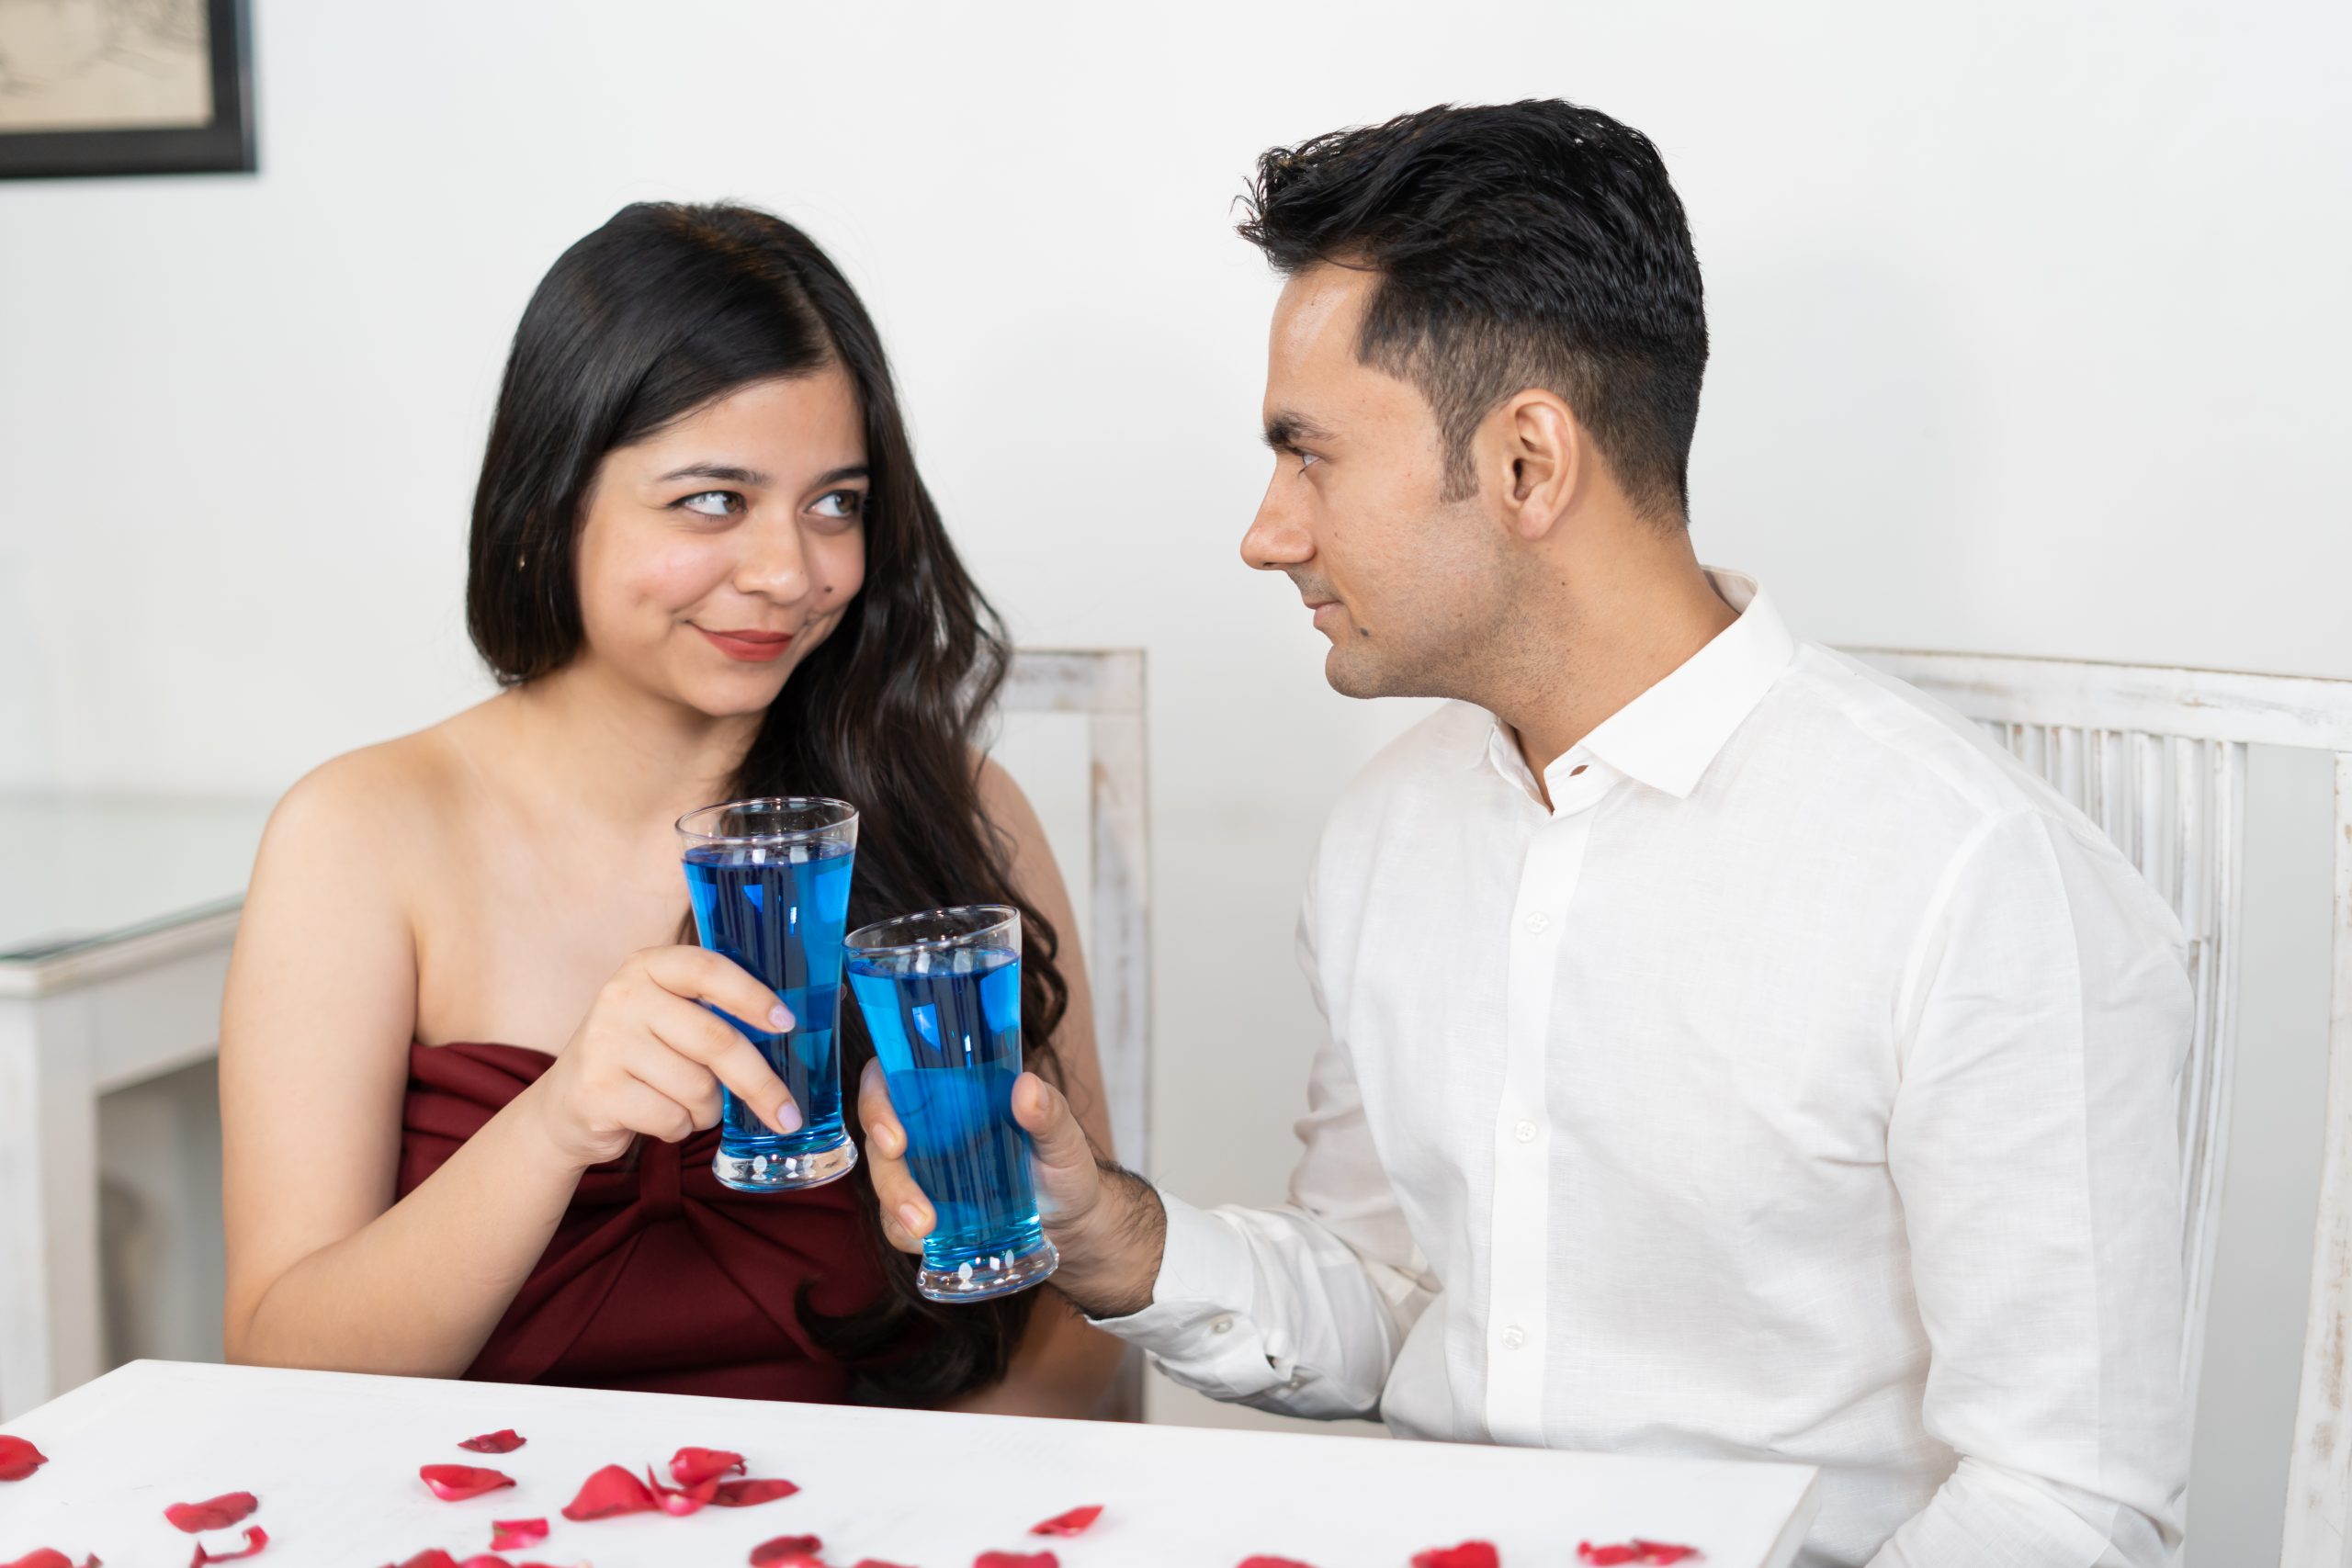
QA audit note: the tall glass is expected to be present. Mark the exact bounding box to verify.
[676,797,859,1191]
[844,905,1058,1302]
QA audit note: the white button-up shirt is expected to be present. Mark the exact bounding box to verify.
[1102,570,2190,1568]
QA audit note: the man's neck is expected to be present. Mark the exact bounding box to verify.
[1498,551,1739,787]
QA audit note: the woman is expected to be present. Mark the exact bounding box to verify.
[219,202,1124,1415]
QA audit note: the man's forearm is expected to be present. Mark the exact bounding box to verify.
[1046,1157,1168,1319]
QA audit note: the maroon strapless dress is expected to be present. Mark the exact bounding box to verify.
[399,1042,891,1402]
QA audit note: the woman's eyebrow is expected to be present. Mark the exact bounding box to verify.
[653,462,870,488]
[657,462,771,486]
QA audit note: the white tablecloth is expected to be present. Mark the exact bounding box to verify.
[0,1360,1818,1567]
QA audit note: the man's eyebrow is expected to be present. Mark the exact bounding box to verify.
[1262,412,1335,451]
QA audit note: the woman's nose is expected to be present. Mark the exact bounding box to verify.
[736,523,812,603]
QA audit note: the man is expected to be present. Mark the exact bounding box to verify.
[862,99,2190,1566]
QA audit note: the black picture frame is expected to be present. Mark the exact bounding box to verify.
[0,0,255,181]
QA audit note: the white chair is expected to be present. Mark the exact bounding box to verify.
[1842,648,2352,1565]
[999,649,1152,1421]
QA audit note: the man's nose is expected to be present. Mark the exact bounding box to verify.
[1241,478,1313,571]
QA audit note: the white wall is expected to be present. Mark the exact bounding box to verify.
[3,1,2346,1557]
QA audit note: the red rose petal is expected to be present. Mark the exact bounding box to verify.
[714,1476,802,1506]
[1577,1548,1640,1567]
[421,1465,516,1502]
[0,1435,49,1482]
[644,1463,721,1517]
[1411,1546,1499,1568]
[1237,1560,1320,1568]
[749,1536,824,1567]
[391,1554,460,1568]
[1632,1544,1701,1564]
[458,1559,514,1568]
[671,1446,747,1486]
[1029,1506,1103,1538]
[561,1462,658,1520]
[460,1429,527,1455]
[191,1525,269,1564]
[974,1555,1057,1568]
[490,1520,548,1552]
[5,1553,78,1568]
[165,1493,259,1533]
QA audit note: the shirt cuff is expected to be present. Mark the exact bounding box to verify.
[1084,1194,1289,1399]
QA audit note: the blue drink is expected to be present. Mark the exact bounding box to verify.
[677,798,860,1192]
[845,907,1057,1301]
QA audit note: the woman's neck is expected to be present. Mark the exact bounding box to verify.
[497,657,763,834]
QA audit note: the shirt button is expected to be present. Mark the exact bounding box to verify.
[1500,1325,1527,1350]
[1524,911,1551,933]
[1514,1119,1538,1144]
[1210,1315,1234,1335]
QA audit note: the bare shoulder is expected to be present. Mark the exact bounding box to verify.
[969,748,1081,959]
[251,705,492,903]
[972,748,1048,845]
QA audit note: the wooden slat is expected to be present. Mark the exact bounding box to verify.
[1088,706,1152,1174]
[2284,752,2352,1565]
[2180,741,2245,1412]
[1001,649,1152,1425]
[1002,649,1146,715]
[2055,725,2085,807]
[1848,649,2352,751]
[2134,732,2168,902]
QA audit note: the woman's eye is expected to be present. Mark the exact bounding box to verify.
[811,489,867,521]
[676,491,741,518]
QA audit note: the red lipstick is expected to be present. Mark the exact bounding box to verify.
[697,626,796,663]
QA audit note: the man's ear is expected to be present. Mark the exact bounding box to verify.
[1490,389,1581,543]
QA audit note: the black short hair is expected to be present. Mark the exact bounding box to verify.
[1238,99,1708,525]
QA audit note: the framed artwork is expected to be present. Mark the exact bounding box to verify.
[0,0,254,179]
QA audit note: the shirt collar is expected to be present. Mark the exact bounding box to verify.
[1475,567,1799,803]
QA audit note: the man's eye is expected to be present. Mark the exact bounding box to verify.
[1295,451,1321,473]
[812,490,867,520]
[677,491,741,517]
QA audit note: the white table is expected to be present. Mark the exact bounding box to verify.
[1,1360,1822,1568]
[0,794,275,1420]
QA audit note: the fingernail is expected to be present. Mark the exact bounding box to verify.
[898,1203,926,1235]
[774,1101,803,1134]
[768,1004,795,1031]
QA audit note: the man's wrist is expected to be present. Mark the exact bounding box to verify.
[1049,1160,1166,1320]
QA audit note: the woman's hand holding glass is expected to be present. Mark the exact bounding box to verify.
[525,945,802,1170]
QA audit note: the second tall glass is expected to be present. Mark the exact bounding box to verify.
[845,905,1058,1302]
[677,796,859,1192]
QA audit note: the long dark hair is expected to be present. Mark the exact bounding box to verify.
[466,200,1069,1405]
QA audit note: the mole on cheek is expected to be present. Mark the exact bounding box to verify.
[1358,626,1372,637]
